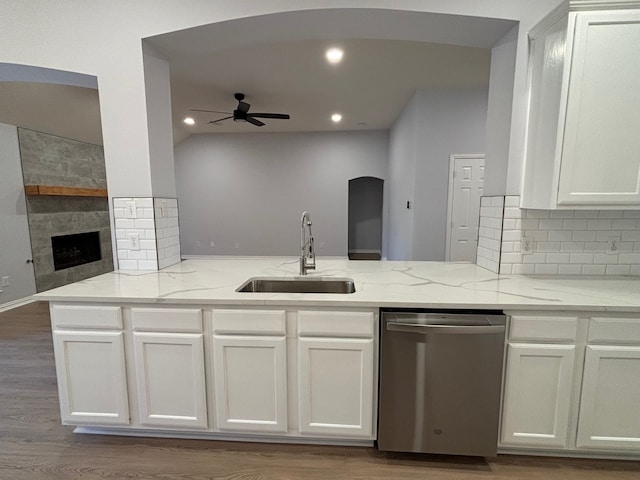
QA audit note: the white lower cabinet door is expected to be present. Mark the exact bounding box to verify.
[501,343,576,448]
[133,332,207,429]
[577,346,640,450]
[212,335,287,433]
[298,337,374,437]
[53,330,129,425]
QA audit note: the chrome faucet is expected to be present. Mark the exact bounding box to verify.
[300,211,316,275]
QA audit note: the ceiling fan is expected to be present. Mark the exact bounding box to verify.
[191,93,290,127]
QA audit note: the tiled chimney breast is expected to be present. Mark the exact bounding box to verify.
[477,195,640,275]
[18,128,114,291]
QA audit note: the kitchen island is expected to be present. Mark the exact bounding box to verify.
[36,258,640,458]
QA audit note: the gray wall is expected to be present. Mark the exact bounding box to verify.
[348,177,384,252]
[175,130,389,257]
[0,123,37,304]
[388,87,488,260]
[484,25,518,196]
[387,94,418,260]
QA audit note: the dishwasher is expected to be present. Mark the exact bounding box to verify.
[377,309,506,457]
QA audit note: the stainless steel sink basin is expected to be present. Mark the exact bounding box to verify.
[236,277,356,294]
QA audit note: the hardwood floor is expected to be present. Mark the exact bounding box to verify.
[1,301,639,479]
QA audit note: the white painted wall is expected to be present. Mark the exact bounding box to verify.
[387,92,418,260]
[143,44,177,197]
[174,130,389,257]
[0,123,37,304]
[388,88,488,260]
[0,0,561,200]
[484,25,518,196]
[412,88,489,260]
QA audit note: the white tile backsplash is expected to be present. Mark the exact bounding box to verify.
[476,195,640,275]
[112,197,181,271]
[475,196,504,273]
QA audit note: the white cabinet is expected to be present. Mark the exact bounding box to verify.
[297,310,375,438]
[577,346,640,449]
[577,316,640,450]
[298,337,373,437]
[211,309,288,433]
[50,304,129,426]
[133,332,207,429]
[501,343,576,447]
[521,4,640,209]
[502,312,640,455]
[131,308,208,429]
[501,314,579,448]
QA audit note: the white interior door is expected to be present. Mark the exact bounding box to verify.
[446,154,485,261]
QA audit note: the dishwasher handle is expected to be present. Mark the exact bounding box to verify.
[386,322,505,335]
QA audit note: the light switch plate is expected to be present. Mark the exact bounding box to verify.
[124,201,137,219]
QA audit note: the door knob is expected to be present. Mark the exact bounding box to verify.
[25,259,34,264]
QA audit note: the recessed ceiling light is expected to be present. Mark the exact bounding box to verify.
[325,47,344,64]
[331,113,342,123]
[183,116,195,125]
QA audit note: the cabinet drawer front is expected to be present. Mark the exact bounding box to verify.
[212,309,286,335]
[588,317,640,345]
[131,307,202,333]
[509,315,578,342]
[52,304,122,329]
[298,310,375,338]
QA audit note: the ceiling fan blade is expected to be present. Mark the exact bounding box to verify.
[208,116,233,124]
[237,101,250,113]
[249,113,290,119]
[190,108,232,114]
[246,116,265,127]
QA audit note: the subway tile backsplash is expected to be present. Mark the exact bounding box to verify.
[476,195,640,275]
[476,196,504,274]
[113,197,181,271]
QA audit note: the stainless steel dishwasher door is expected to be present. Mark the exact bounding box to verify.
[377,311,506,457]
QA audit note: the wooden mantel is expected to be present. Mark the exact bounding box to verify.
[24,185,108,198]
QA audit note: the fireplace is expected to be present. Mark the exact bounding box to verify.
[51,231,102,271]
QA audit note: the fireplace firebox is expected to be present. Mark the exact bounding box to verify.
[51,231,102,271]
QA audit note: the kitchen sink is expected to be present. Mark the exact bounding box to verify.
[236,277,356,294]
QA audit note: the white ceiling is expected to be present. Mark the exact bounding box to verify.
[147,8,517,144]
[0,82,102,145]
[167,38,492,142]
[0,8,517,147]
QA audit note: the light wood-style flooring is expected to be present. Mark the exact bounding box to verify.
[1,301,639,479]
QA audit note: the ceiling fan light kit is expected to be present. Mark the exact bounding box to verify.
[191,92,290,128]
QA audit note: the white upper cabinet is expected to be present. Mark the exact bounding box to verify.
[521,2,640,209]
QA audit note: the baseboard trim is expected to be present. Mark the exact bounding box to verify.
[0,295,37,313]
[73,426,373,447]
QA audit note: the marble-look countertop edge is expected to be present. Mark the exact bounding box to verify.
[34,258,640,313]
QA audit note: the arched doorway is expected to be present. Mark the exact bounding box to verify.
[348,177,383,260]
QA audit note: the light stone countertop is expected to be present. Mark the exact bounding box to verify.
[34,257,640,312]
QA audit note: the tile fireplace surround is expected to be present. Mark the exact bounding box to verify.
[18,128,114,291]
[477,196,640,275]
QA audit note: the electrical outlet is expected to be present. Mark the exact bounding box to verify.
[210,241,215,247]
[1,276,9,287]
[160,200,168,217]
[319,241,325,249]
[607,236,620,255]
[128,233,140,251]
[521,236,534,255]
[195,241,201,247]
[124,201,137,219]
